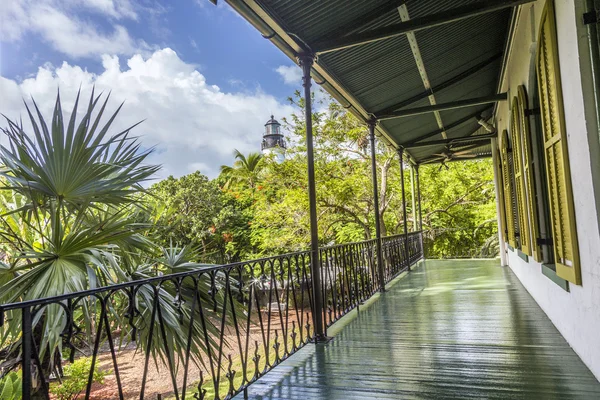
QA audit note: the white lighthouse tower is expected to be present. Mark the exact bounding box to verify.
[261,115,286,163]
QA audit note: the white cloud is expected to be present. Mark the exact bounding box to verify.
[0,48,294,179]
[78,0,138,20]
[275,65,302,86]
[0,0,147,58]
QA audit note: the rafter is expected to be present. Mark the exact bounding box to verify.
[406,132,497,150]
[378,93,506,120]
[373,52,502,116]
[398,4,447,139]
[420,152,492,165]
[399,108,493,147]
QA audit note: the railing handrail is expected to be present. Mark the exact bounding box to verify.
[0,233,421,312]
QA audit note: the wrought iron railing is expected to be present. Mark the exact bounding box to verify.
[0,232,422,400]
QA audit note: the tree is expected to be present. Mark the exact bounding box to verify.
[149,172,223,259]
[0,90,222,392]
[148,171,254,263]
[418,160,499,258]
[241,90,498,258]
[220,149,264,190]
[0,89,158,303]
[249,91,401,248]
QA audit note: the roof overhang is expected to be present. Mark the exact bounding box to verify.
[221,0,529,164]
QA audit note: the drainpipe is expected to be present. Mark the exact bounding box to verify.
[398,149,411,270]
[299,53,327,342]
[491,137,508,266]
[583,1,600,240]
[584,0,600,145]
[368,121,386,292]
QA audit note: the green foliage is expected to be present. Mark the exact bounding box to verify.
[220,149,264,190]
[148,171,224,261]
[418,161,498,258]
[0,90,224,389]
[188,90,498,260]
[50,357,106,400]
[147,171,253,262]
[0,371,22,400]
[0,89,157,304]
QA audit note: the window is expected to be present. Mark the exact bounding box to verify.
[536,0,581,284]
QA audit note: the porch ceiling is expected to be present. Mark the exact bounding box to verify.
[224,0,526,164]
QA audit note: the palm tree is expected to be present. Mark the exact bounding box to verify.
[0,90,222,392]
[220,149,264,189]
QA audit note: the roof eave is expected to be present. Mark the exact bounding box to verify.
[225,0,417,164]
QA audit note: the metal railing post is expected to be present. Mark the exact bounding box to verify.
[398,149,411,270]
[22,307,32,399]
[368,121,386,292]
[299,53,327,342]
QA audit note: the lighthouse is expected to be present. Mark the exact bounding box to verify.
[261,115,286,163]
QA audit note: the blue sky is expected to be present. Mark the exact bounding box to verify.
[0,0,305,178]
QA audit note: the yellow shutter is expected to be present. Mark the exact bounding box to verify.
[536,0,581,284]
[500,130,516,248]
[518,86,542,261]
[510,97,531,256]
[496,145,507,242]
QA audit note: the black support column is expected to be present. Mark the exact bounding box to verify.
[368,121,386,292]
[399,149,410,270]
[299,54,327,342]
[416,164,424,258]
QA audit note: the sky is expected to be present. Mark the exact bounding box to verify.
[0,0,307,179]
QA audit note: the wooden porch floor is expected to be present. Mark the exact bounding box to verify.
[236,259,600,399]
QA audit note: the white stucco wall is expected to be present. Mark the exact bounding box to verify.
[495,0,600,380]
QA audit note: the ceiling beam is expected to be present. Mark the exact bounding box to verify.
[378,93,507,120]
[313,0,534,54]
[399,107,492,147]
[420,152,492,165]
[406,132,497,150]
[398,4,447,139]
[373,52,502,116]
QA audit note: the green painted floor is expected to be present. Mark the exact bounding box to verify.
[236,260,600,399]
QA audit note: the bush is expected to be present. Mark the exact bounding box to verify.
[0,371,22,400]
[50,357,107,400]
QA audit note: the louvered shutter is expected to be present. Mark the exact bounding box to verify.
[496,145,507,242]
[518,86,542,261]
[500,130,516,248]
[536,0,581,284]
[511,97,531,255]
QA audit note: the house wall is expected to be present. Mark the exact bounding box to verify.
[495,0,600,380]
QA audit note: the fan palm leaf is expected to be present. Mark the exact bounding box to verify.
[220,149,264,189]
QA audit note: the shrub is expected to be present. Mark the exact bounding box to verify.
[50,358,107,400]
[0,371,22,400]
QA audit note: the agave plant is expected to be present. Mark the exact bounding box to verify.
[0,90,226,393]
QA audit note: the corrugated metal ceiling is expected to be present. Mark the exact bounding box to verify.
[231,0,515,163]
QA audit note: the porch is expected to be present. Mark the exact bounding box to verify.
[238,259,600,399]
